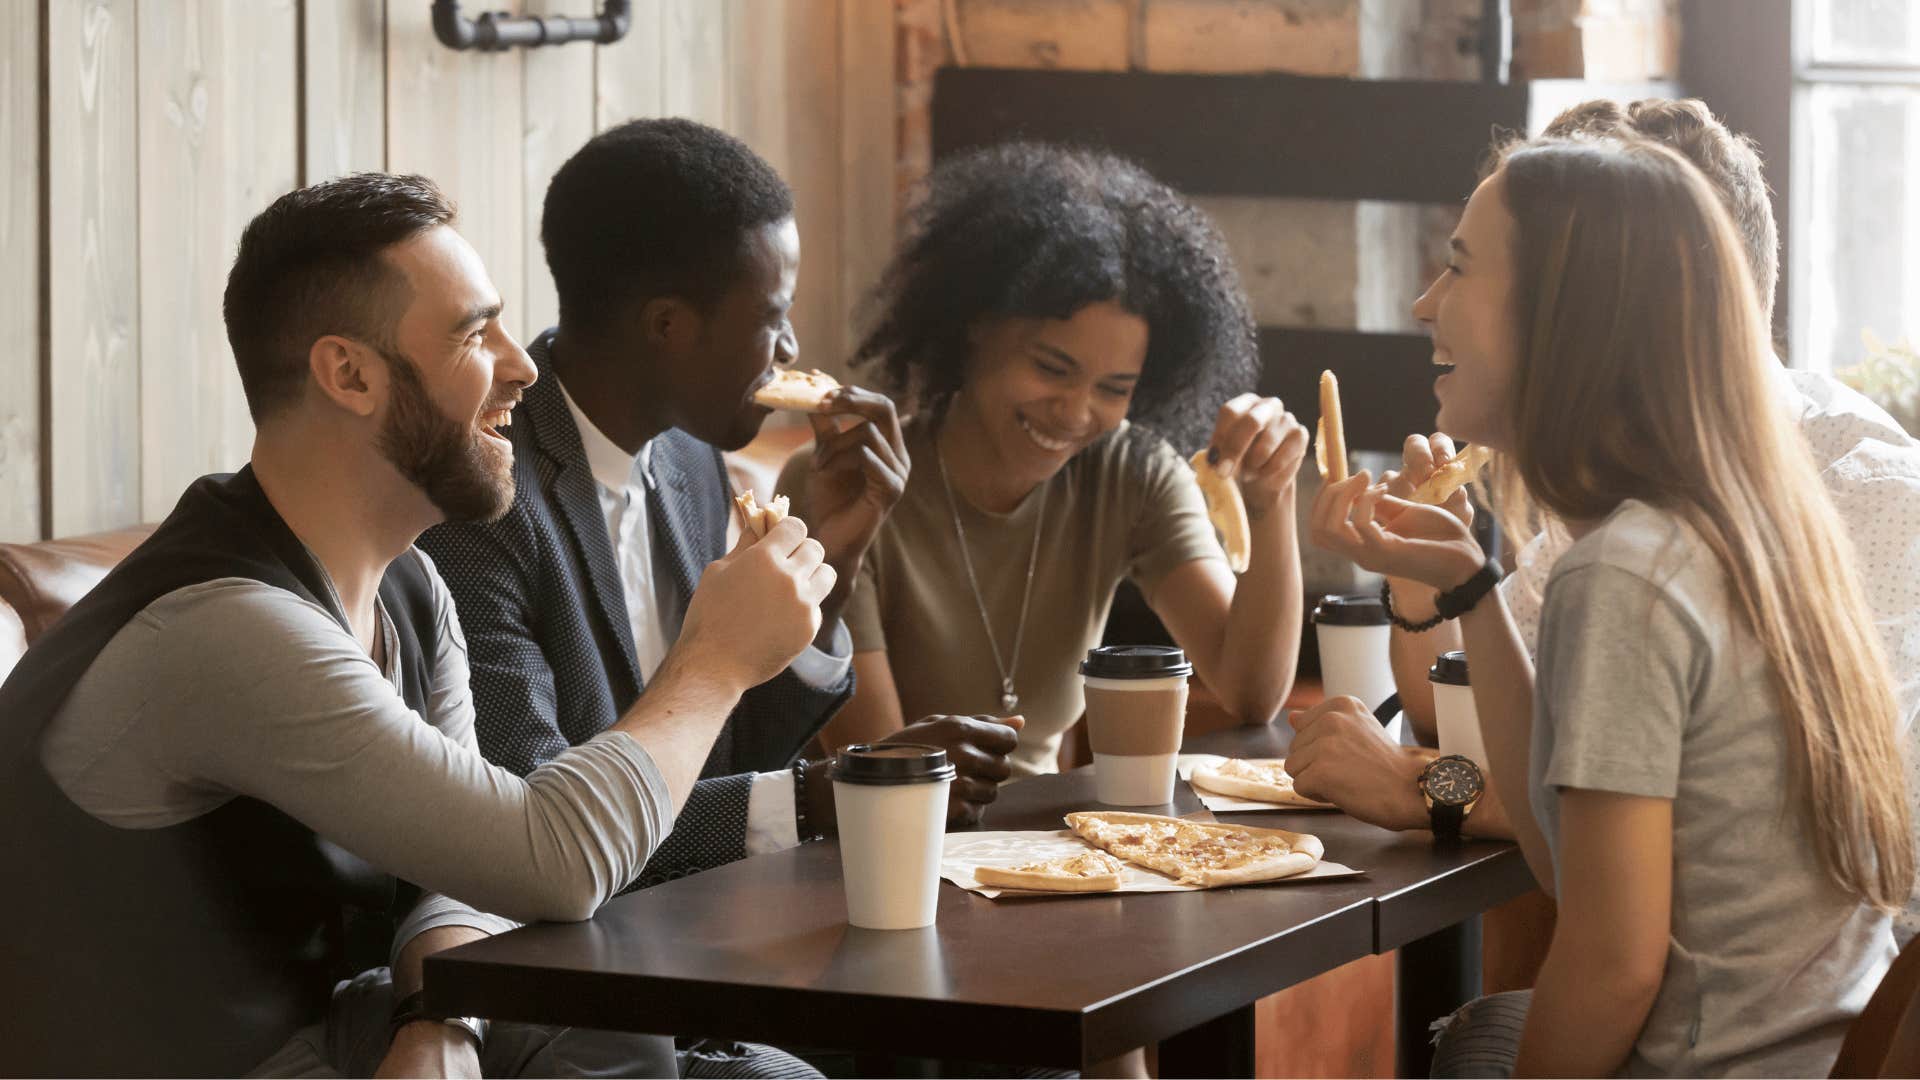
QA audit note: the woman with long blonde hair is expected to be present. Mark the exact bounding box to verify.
[1312,133,1911,1077]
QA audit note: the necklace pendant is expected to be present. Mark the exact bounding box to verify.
[1000,680,1019,714]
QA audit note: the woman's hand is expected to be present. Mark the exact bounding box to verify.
[1204,393,1309,520]
[1309,470,1484,592]
[1377,432,1474,620]
[1382,432,1474,527]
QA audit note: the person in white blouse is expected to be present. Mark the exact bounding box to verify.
[1286,97,1920,943]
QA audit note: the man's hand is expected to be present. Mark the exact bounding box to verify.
[802,388,909,620]
[678,516,836,694]
[886,714,1023,827]
[374,1022,481,1079]
[804,715,1025,834]
[1203,393,1309,519]
[1285,696,1433,832]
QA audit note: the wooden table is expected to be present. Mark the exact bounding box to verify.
[426,726,1532,1076]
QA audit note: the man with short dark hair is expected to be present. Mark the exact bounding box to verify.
[419,118,1020,897]
[0,172,832,1076]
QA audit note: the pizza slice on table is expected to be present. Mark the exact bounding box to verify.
[1190,758,1334,809]
[1064,811,1323,888]
[972,850,1127,893]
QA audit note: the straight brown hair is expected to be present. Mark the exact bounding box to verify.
[1498,136,1911,911]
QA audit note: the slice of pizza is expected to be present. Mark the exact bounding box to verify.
[733,490,790,538]
[753,368,842,413]
[1189,450,1250,574]
[1064,811,1323,888]
[972,850,1126,893]
[1189,758,1334,809]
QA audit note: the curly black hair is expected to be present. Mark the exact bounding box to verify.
[855,142,1258,455]
[542,118,794,338]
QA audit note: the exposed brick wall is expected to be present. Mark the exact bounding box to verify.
[890,0,1681,333]
[1512,0,1682,80]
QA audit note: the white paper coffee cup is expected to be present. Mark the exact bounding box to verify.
[831,744,954,930]
[1429,651,1487,768]
[1081,645,1192,806]
[1313,594,1394,712]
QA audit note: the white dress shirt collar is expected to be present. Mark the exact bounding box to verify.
[558,378,653,493]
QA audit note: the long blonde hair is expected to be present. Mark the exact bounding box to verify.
[1497,136,1912,911]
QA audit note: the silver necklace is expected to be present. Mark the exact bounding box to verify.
[933,431,1047,714]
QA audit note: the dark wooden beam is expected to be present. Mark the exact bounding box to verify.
[1681,0,1791,345]
[932,67,1530,204]
[1257,327,1437,453]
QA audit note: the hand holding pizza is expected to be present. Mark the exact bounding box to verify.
[792,383,910,617]
[1201,393,1310,518]
[1309,469,1484,594]
[1382,432,1476,526]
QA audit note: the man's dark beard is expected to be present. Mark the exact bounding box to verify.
[375,348,514,522]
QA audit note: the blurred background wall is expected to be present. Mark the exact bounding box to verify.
[2,0,895,541]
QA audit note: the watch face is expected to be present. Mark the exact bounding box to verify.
[1424,757,1484,807]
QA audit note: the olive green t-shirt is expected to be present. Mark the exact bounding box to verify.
[780,418,1225,778]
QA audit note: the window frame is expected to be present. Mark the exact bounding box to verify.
[1788,0,1920,372]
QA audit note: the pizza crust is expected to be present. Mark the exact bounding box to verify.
[734,490,790,538]
[1189,451,1251,574]
[1410,445,1492,505]
[1189,758,1334,809]
[1316,370,1348,482]
[973,850,1126,893]
[753,368,842,413]
[1063,811,1323,888]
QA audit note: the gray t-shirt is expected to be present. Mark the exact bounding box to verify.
[38,549,677,944]
[1533,500,1895,1078]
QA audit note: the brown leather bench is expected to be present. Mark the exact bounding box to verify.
[0,525,157,682]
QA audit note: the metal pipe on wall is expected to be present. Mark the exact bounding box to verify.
[430,0,631,51]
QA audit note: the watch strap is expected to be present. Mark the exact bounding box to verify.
[1434,558,1502,621]
[793,758,825,844]
[1428,799,1466,842]
[388,989,487,1049]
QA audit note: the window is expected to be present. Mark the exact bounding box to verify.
[1792,0,1920,373]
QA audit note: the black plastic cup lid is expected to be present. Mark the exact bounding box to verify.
[1079,644,1194,680]
[1313,593,1389,626]
[1428,650,1470,686]
[830,743,957,785]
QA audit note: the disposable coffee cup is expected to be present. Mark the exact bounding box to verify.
[831,744,955,930]
[1429,651,1487,769]
[1313,594,1395,713]
[1081,645,1192,806]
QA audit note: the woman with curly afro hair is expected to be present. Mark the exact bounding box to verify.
[782,142,1310,779]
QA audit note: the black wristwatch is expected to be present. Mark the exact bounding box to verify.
[388,989,488,1051]
[1434,558,1502,621]
[1418,754,1485,842]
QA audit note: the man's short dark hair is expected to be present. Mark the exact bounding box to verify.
[223,173,457,420]
[541,118,794,338]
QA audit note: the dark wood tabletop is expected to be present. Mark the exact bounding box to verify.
[426,724,1532,1072]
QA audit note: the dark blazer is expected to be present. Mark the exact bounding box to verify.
[418,329,852,885]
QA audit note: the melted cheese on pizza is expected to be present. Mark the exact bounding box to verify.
[1216,759,1293,787]
[1011,851,1125,877]
[1095,819,1293,872]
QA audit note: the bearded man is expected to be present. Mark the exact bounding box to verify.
[0,173,834,1077]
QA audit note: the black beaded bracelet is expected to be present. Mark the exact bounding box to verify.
[793,758,825,843]
[1380,579,1446,633]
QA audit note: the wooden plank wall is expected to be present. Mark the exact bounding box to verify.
[7,0,895,542]
[0,0,42,542]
